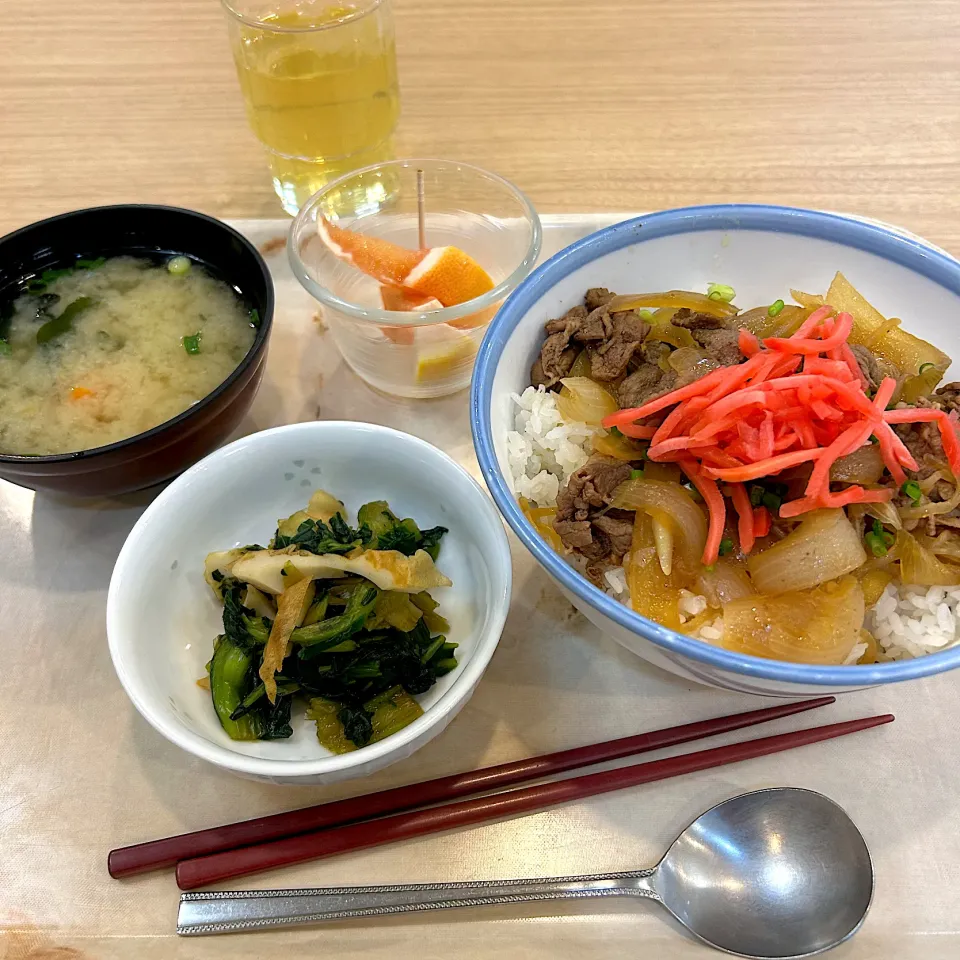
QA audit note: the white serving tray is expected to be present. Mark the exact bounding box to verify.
[1,214,958,960]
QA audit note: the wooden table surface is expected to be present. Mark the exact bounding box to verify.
[3,0,959,250]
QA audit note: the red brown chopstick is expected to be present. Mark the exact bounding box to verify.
[176,710,893,890]
[109,696,834,879]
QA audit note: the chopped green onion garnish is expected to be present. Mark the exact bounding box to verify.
[761,491,782,512]
[869,434,879,444]
[183,331,202,355]
[0,339,10,356]
[749,484,765,507]
[610,426,624,438]
[767,299,785,317]
[707,283,736,303]
[718,537,734,556]
[637,309,654,320]
[76,256,106,270]
[250,307,261,329]
[167,256,192,276]
[864,532,888,557]
[630,469,644,479]
[919,362,935,373]
[901,480,922,504]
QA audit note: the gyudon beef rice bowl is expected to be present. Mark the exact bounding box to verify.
[507,274,960,666]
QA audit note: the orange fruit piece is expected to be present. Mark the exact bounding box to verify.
[402,246,494,307]
[318,216,426,287]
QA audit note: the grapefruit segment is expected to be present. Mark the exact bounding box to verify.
[318,217,426,287]
[380,284,443,313]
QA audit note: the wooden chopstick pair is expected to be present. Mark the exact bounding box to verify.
[107,696,893,890]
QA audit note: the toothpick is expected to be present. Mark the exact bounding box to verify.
[416,168,426,250]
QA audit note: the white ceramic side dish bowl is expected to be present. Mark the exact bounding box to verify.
[107,421,512,784]
[472,204,960,697]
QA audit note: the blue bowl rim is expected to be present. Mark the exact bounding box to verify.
[471,202,960,686]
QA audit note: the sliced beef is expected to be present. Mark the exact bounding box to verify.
[588,311,650,381]
[575,306,613,342]
[556,455,633,522]
[584,287,615,311]
[592,514,634,558]
[554,458,635,562]
[618,363,677,409]
[850,344,882,392]
[934,382,960,415]
[897,418,943,474]
[531,341,578,389]
[544,305,587,337]
[693,327,742,366]
[553,519,594,550]
[642,340,671,366]
[672,308,726,331]
[531,304,588,389]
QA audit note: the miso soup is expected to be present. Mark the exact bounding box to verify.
[0,255,258,455]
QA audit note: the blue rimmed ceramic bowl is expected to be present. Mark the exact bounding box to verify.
[471,204,960,696]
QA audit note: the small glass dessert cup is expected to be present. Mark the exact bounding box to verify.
[289,158,541,398]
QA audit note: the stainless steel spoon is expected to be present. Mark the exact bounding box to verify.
[177,787,874,958]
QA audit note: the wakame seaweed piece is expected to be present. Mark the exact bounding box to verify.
[209,635,263,740]
[27,266,74,293]
[36,296,95,344]
[293,584,381,656]
[75,256,106,270]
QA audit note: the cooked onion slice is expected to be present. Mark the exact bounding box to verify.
[556,377,619,425]
[898,531,960,586]
[611,479,707,575]
[721,576,864,665]
[746,509,866,594]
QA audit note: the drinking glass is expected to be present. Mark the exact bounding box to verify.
[222,0,400,215]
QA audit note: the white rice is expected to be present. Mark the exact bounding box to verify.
[507,389,960,662]
[866,583,960,660]
[506,386,598,505]
[678,589,708,621]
